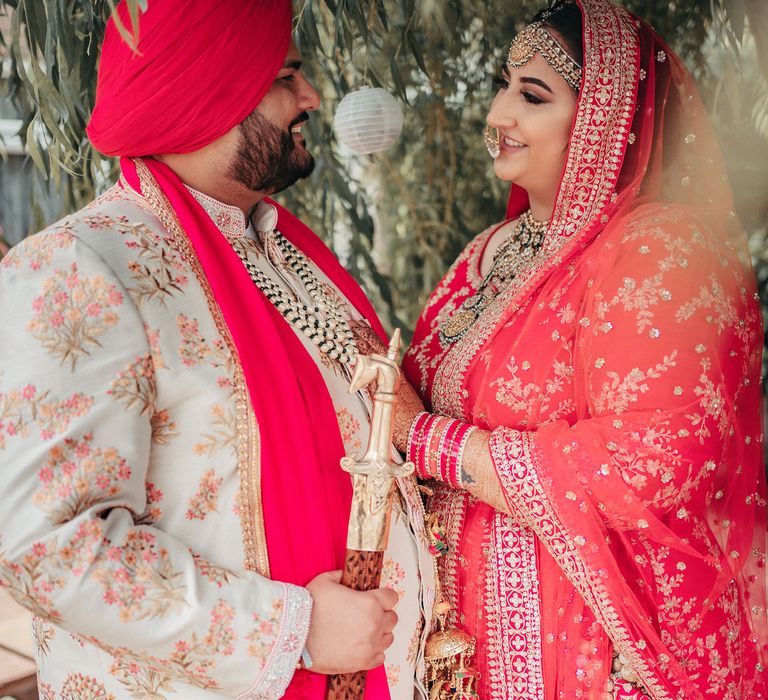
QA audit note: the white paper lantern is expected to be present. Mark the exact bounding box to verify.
[334,86,404,155]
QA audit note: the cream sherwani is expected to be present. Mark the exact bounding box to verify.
[0,181,435,699]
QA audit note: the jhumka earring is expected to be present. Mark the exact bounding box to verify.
[484,126,500,159]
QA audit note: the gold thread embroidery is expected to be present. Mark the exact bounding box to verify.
[124,160,270,576]
[484,511,545,698]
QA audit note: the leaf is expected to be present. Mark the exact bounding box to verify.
[22,0,46,53]
[300,0,323,49]
[53,0,75,61]
[349,3,368,43]
[747,0,768,79]
[389,56,407,101]
[405,26,430,78]
[724,0,746,42]
[25,117,46,174]
[105,0,141,52]
[376,2,389,32]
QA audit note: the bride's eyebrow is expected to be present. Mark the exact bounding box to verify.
[520,76,553,94]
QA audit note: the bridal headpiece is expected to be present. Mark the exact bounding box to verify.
[507,21,582,92]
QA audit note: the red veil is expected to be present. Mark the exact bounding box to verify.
[404,0,767,696]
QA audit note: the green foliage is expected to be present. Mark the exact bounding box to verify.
[0,0,766,341]
[0,0,146,217]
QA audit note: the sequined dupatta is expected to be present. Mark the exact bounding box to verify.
[490,1,767,694]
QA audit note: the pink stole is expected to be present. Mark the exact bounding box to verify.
[120,157,389,699]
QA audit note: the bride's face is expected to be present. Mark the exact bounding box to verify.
[487,50,578,210]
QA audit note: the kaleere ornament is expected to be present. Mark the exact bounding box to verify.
[424,514,479,699]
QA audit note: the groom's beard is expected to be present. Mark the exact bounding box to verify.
[229,110,315,196]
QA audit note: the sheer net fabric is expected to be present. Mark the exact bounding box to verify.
[404,0,767,697]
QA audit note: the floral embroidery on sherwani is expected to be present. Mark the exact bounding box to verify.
[0,186,312,699]
[176,313,238,458]
[0,380,92,449]
[33,615,56,657]
[27,263,124,370]
[186,469,224,521]
[60,672,116,700]
[115,218,190,307]
[33,434,132,524]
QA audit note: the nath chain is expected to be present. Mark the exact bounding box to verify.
[233,232,358,365]
[439,210,547,346]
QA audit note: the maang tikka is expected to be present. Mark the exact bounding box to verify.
[507,21,582,92]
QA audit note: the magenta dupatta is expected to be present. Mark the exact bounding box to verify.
[120,157,389,699]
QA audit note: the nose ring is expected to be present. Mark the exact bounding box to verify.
[484,126,500,159]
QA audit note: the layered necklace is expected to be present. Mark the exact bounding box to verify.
[439,210,548,346]
[233,231,358,366]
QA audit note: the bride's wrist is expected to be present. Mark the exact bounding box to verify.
[406,412,476,488]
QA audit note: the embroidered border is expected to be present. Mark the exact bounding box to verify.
[405,227,494,400]
[489,428,671,700]
[244,396,269,576]
[485,512,545,699]
[238,584,312,699]
[124,160,270,577]
[428,484,468,630]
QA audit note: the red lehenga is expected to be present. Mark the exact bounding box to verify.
[403,1,768,698]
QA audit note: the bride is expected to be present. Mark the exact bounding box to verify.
[398,0,768,696]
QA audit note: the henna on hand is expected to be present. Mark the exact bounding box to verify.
[392,373,425,453]
[460,430,509,512]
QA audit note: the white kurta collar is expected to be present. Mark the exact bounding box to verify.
[251,200,279,234]
[185,187,280,240]
[186,186,248,238]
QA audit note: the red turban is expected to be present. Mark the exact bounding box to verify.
[87,1,292,156]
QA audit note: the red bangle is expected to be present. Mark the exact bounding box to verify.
[438,419,462,485]
[447,423,476,489]
[407,412,440,479]
[426,416,452,478]
[406,412,430,465]
[407,412,477,488]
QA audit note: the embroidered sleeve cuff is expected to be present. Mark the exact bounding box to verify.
[488,427,536,518]
[237,583,312,700]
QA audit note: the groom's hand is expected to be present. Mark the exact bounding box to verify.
[304,570,398,674]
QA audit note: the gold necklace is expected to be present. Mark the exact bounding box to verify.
[439,210,547,346]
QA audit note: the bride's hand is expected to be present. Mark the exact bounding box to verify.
[393,374,424,453]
